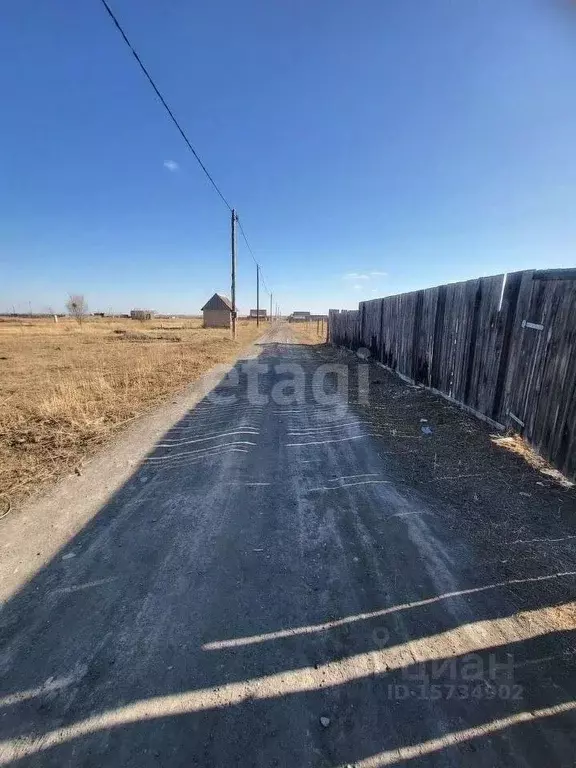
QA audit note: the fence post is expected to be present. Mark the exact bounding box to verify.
[411,290,424,383]
[431,285,447,390]
[491,272,522,422]
[360,303,366,349]
[463,281,483,406]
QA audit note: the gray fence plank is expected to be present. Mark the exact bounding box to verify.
[330,268,576,480]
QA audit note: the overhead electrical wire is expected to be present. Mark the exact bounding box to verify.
[98,0,232,212]
[98,0,273,300]
[237,217,272,297]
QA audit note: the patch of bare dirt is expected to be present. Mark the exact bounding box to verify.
[319,342,576,627]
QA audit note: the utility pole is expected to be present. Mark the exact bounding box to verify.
[231,208,237,339]
[269,293,272,324]
[256,264,260,327]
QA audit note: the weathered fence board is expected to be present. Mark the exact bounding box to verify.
[466,274,506,416]
[328,268,576,480]
[504,272,576,478]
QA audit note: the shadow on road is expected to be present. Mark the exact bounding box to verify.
[1,342,575,766]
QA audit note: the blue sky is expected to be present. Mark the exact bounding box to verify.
[2,0,576,315]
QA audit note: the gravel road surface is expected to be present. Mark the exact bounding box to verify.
[1,326,575,766]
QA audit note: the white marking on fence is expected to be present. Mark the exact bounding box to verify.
[521,319,544,331]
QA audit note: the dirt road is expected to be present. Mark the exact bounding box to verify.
[1,326,575,766]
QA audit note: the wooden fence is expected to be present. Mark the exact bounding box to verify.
[328,268,576,479]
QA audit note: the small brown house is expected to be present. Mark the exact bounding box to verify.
[201,293,233,328]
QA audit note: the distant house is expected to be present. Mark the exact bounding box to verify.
[130,309,154,321]
[201,293,233,328]
[249,309,267,319]
[290,311,311,322]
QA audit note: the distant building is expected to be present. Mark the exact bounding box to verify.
[130,309,154,321]
[290,311,311,322]
[249,309,267,319]
[201,293,233,328]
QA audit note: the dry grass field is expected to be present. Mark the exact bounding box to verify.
[0,316,265,502]
[290,320,328,345]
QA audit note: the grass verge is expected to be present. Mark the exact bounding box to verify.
[0,316,266,500]
[289,321,327,345]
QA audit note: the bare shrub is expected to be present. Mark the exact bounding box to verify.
[66,294,89,326]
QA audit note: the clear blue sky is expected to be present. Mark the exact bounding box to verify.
[2,0,576,315]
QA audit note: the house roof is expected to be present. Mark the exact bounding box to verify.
[201,293,233,311]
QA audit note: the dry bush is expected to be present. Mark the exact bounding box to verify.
[0,317,262,499]
[65,294,89,325]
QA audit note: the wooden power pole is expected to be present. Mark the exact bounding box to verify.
[270,293,272,324]
[231,208,237,339]
[256,264,260,327]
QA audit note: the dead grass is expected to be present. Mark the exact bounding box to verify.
[491,434,574,488]
[0,316,265,499]
[290,321,327,345]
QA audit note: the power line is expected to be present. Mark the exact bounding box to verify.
[260,274,271,295]
[99,0,274,303]
[236,217,260,272]
[237,216,271,296]
[98,0,232,212]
